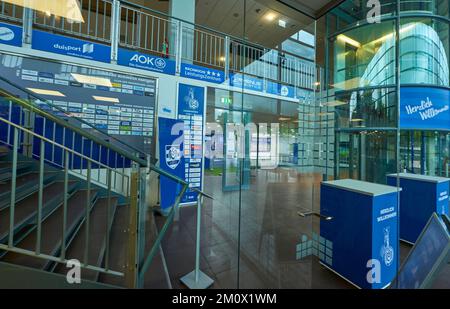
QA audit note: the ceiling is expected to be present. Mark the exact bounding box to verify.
[128,0,345,49]
[276,0,346,19]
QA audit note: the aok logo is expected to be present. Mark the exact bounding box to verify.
[130,54,166,69]
[280,86,289,97]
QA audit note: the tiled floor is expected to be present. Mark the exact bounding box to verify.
[149,168,449,289]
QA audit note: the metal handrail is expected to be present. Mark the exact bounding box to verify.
[0,116,130,180]
[0,116,125,277]
[119,0,268,51]
[0,76,148,167]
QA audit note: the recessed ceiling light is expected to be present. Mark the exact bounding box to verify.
[71,73,113,87]
[278,19,286,28]
[93,96,119,103]
[27,88,65,97]
[265,13,276,21]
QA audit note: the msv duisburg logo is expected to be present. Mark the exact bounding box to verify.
[165,144,181,170]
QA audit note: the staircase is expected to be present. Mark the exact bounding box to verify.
[0,149,131,287]
[0,74,205,289]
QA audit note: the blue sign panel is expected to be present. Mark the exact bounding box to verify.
[266,81,296,99]
[387,174,449,244]
[180,63,225,84]
[400,87,450,130]
[320,180,399,289]
[229,73,264,92]
[158,117,185,213]
[0,22,22,47]
[117,48,176,75]
[177,83,205,204]
[32,30,111,63]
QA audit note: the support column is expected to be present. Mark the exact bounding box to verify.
[169,0,195,68]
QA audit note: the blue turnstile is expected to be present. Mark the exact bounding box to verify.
[387,173,449,244]
[320,179,400,289]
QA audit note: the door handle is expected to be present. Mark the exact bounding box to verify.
[298,211,333,221]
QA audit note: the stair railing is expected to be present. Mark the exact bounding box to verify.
[0,79,213,288]
[0,115,128,277]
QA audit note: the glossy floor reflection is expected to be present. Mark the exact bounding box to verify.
[151,168,449,289]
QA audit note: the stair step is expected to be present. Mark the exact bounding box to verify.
[0,162,32,183]
[1,189,97,270]
[97,205,129,287]
[0,181,78,244]
[0,172,58,210]
[53,197,118,281]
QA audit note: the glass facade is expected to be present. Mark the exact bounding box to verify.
[0,0,448,290]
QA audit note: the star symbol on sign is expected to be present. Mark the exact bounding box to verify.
[217,73,221,77]
[207,71,211,75]
[212,72,216,76]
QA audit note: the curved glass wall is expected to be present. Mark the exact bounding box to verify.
[322,0,450,183]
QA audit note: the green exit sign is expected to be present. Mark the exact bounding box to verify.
[221,97,232,104]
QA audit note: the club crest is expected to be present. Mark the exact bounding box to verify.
[165,144,181,170]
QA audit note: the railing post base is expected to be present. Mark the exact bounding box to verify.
[180,197,214,289]
[180,270,214,290]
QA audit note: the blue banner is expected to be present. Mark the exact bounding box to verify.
[178,83,205,204]
[266,81,296,99]
[400,87,450,130]
[0,22,22,47]
[32,30,111,63]
[180,63,225,84]
[229,73,264,92]
[117,48,176,75]
[158,117,185,212]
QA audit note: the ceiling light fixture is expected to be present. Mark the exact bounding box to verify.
[93,96,119,103]
[278,19,286,28]
[2,0,84,23]
[71,73,113,87]
[27,88,66,97]
[265,13,276,21]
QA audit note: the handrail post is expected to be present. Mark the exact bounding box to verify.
[224,35,230,80]
[125,164,139,288]
[22,7,33,47]
[176,20,183,74]
[110,0,121,64]
[180,195,214,289]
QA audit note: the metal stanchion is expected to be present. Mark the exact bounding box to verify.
[180,196,214,289]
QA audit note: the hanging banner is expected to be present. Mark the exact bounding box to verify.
[180,63,225,84]
[0,22,22,47]
[177,83,205,204]
[32,30,111,63]
[117,48,176,75]
[400,87,450,130]
[158,117,185,212]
